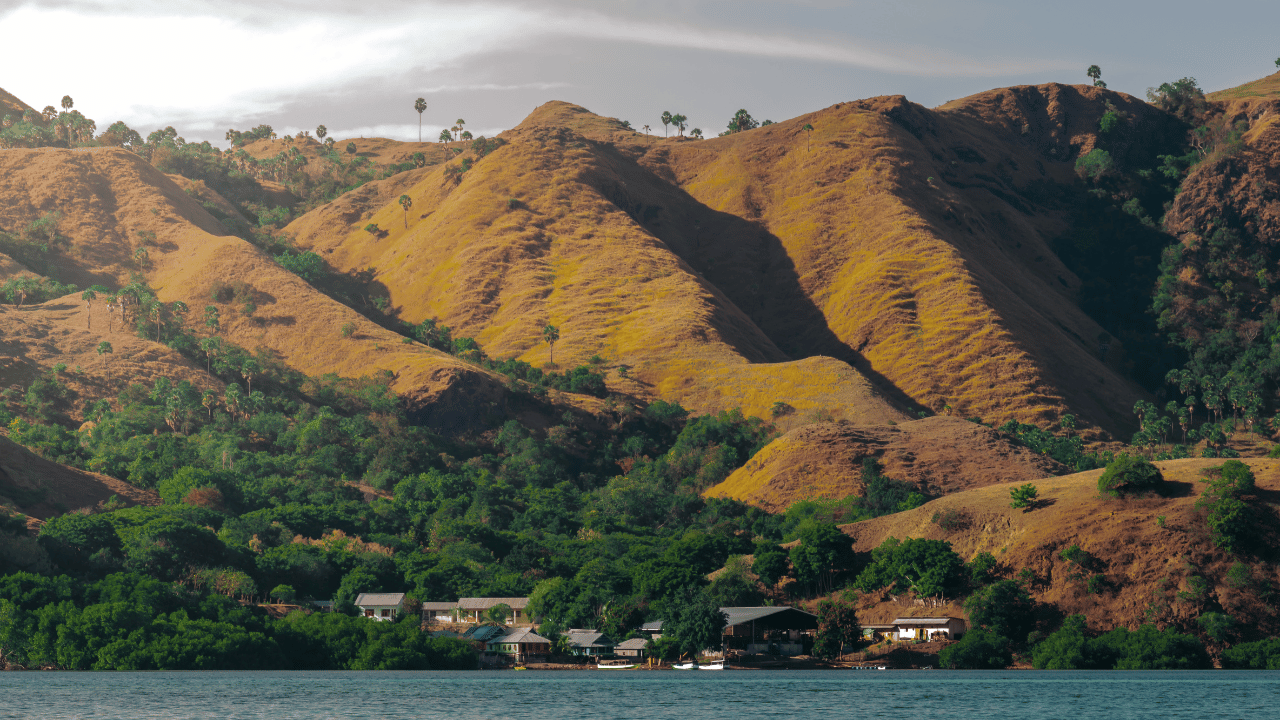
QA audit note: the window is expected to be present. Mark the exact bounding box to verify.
[381,609,391,617]
[365,610,374,617]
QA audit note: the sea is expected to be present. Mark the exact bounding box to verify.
[2,669,1278,719]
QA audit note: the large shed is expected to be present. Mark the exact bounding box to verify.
[720,606,819,657]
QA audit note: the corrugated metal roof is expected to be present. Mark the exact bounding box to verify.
[355,593,405,606]
[457,597,531,610]
[488,628,550,645]
[722,606,816,626]
[641,621,664,631]
[420,602,457,611]
[564,631,615,648]
[615,638,649,650]
[464,625,508,641]
[891,617,962,626]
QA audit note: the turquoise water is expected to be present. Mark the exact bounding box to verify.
[2,670,1278,719]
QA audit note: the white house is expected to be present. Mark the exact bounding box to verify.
[356,592,406,621]
[891,616,967,641]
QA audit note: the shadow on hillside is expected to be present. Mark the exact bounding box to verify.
[584,143,926,415]
[1159,480,1196,499]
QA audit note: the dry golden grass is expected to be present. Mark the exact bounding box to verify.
[0,146,511,430]
[1207,71,1280,101]
[285,103,909,424]
[705,416,1067,511]
[0,86,35,119]
[842,458,1280,633]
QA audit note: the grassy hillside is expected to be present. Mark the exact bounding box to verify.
[841,458,1280,636]
[706,416,1066,511]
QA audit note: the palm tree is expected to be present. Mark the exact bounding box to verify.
[415,98,428,141]
[460,130,473,142]
[202,390,218,420]
[81,286,104,330]
[399,194,413,227]
[661,111,672,137]
[316,125,327,142]
[543,324,560,366]
[97,341,113,383]
[454,118,466,140]
[802,123,814,151]
[642,124,651,135]
[690,128,703,139]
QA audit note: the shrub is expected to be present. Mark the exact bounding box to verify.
[1059,544,1091,566]
[340,322,356,338]
[1075,148,1115,182]
[1222,638,1280,669]
[939,629,1012,669]
[1009,483,1039,510]
[1098,455,1164,497]
[963,579,1036,642]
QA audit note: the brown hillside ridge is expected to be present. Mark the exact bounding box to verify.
[704,416,1066,511]
[0,87,37,120]
[0,436,159,519]
[0,295,225,421]
[288,89,1170,438]
[0,146,516,431]
[840,459,1280,638]
[285,107,909,425]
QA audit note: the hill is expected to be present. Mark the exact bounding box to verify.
[0,435,159,519]
[285,89,1177,438]
[841,458,1280,637]
[705,416,1066,511]
[1207,71,1280,101]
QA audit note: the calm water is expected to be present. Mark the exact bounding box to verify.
[3,670,1279,719]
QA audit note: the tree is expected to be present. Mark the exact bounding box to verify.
[642,124,651,135]
[315,125,327,142]
[802,123,814,151]
[964,580,1036,642]
[398,194,413,228]
[270,585,298,604]
[453,119,465,140]
[940,628,1012,668]
[81,285,108,330]
[204,305,220,332]
[1087,65,1106,88]
[61,95,73,112]
[414,97,427,142]
[346,141,357,155]
[484,603,512,625]
[543,324,560,366]
[1009,483,1039,511]
[788,522,851,596]
[460,130,473,142]
[690,128,703,139]
[1098,455,1164,497]
[661,111,672,137]
[813,598,860,660]
[671,113,688,138]
[438,129,451,143]
[96,341,112,383]
[725,109,759,135]
[663,587,727,659]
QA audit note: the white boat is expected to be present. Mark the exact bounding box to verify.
[597,662,637,670]
[673,661,697,670]
[698,660,725,671]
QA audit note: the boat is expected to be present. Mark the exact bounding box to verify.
[698,660,725,671]
[673,661,697,670]
[597,662,637,670]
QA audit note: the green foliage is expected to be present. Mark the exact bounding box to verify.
[813,597,860,660]
[1,275,78,306]
[1221,637,1280,669]
[1032,615,1210,669]
[1196,461,1259,554]
[274,250,328,283]
[967,552,999,586]
[963,579,1036,642]
[788,523,852,596]
[939,628,1012,669]
[1075,148,1115,182]
[1009,483,1039,511]
[996,420,1108,471]
[1098,455,1164,497]
[1197,612,1234,643]
[661,587,726,658]
[854,537,965,598]
[1146,77,1207,124]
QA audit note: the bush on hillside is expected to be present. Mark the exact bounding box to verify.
[963,579,1036,643]
[939,629,1012,669]
[1032,615,1209,669]
[854,537,965,598]
[1221,638,1280,669]
[1097,455,1164,497]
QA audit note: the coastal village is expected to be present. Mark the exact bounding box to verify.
[337,593,966,669]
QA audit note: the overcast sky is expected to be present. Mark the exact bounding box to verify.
[2,0,1277,145]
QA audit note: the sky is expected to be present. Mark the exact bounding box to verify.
[1,0,1277,146]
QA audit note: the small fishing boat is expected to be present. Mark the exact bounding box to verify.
[597,662,637,670]
[673,661,697,670]
[698,660,725,671]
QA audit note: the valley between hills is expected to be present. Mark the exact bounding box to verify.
[2,70,1280,670]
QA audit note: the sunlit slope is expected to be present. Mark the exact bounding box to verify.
[0,147,510,428]
[657,84,1163,436]
[705,416,1065,511]
[0,87,36,119]
[286,109,910,424]
[840,459,1280,635]
[1207,71,1280,101]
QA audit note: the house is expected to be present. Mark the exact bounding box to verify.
[456,597,535,625]
[890,616,967,641]
[563,630,616,657]
[638,620,663,639]
[485,627,552,664]
[310,600,335,613]
[464,625,508,644]
[355,593,405,621]
[614,637,649,659]
[720,606,819,657]
[421,601,458,624]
